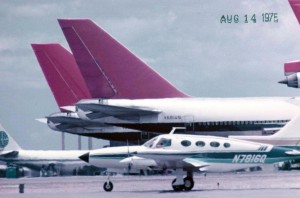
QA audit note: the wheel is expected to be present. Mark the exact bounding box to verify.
[172,179,184,192]
[183,176,194,191]
[103,181,113,192]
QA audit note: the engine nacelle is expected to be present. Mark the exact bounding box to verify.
[279,72,300,88]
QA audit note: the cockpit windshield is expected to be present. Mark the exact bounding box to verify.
[143,137,158,148]
[143,137,172,148]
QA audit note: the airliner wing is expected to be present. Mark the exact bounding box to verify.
[183,158,210,170]
[77,103,161,120]
[0,150,19,158]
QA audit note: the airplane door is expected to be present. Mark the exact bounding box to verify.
[184,115,195,132]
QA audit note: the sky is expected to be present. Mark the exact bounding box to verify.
[0,0,300,150]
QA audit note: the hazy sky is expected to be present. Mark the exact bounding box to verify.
[0,0,300,150]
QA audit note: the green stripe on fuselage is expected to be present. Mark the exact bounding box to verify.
[138,147,300,164]
[90,154,129,160]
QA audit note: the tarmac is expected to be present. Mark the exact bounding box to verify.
[1,169,300,198]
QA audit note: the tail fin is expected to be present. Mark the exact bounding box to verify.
[284,61,300,76]
[0,124,22,152]
[58,19,189,99]
[32,44,92,111]
[230,114,300,146]
[270,113,300,139]
[289,0,300,24]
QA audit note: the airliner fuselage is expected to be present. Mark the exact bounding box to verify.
[76,97,300,135]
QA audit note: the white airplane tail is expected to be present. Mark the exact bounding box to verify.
[0,124,22,153]
[270,113,300,139]
[230,113,300,146]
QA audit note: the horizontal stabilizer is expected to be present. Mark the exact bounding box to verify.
[0,150,19,158]
[286,150,300,155]
[77,103,161,120]
[46,116,107,127]
[36,118,48,124]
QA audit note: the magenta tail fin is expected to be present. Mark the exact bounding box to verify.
[32,43,91,110]
[284,61,300,76]
[58,19,189,99]
[289,0,300,24]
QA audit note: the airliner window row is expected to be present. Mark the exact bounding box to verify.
[197,120,289,126]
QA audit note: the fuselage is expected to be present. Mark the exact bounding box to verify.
[77,97,300,134]
[83,134,300,173]
[0,150,88,171]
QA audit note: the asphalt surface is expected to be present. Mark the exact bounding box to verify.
[1,169,300,198]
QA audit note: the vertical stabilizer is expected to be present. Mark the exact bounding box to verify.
[58,19,189,99]
[32,44,91,111]
[0,124,22,152]
[270,113,300,139]
[230,113,300,146]
[289,0,300,24]
[284,61,300,76]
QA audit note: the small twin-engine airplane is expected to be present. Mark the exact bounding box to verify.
[79,113,300,192]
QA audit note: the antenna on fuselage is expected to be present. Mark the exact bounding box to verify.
[169,127,186,134]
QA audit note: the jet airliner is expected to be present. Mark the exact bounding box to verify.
[45,18,300,139]
[0,124,90,176]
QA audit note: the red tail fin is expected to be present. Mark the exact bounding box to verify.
[284,61,300,76]
[289,0,300,24]
[58,19,189,99]
[31,44,91,111]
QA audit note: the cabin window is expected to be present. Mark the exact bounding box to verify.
[210,141,220,148]
[181,140,191,147]
[156,138,172,148]
[196,141,205,147]
[224,143,230,148]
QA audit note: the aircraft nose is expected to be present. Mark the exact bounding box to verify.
[79,152,90,163]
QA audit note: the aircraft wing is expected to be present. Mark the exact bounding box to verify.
[77,103,161,120]
[183,158,210,170]
[0,150,19,158]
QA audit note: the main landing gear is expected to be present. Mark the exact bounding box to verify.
[171,170,194,191]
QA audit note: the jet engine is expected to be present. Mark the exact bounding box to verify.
[279,72,300,88]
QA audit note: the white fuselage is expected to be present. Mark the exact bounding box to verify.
[0,150,88,171]
[77,97,300,134]
[86,134,300,174]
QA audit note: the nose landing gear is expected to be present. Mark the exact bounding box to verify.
[103,181,113,192]
[103,173,113,192]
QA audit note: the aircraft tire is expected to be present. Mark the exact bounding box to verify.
[103,181,113,192]
[172,179,184,192]
[183,176,194,191]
